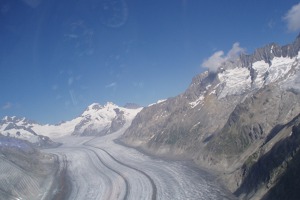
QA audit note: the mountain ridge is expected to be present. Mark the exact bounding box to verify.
[121,34,300,199]
[0,102,142,142]
[240,34,300,68]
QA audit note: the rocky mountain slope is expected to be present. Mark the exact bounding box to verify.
[0,102,142,142]
[0,135,66,199]
[121,34,300,199]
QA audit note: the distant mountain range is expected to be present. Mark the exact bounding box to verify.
[0,102,142,143]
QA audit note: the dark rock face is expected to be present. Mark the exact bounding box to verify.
[4,122,38,135]
[73,115,95,136]
[207,86,300,157]
[121,34,300,199]
[109,109,126,133]
[1,117,39,136]
[235,114,300,200]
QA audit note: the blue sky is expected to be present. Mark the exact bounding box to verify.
[1,0,300,124]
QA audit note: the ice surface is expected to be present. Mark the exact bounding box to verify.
[217,67,251,99]
[265,56,294,84]
[252,60,269,88]
[282,70,300,93]
[44,121,236,200]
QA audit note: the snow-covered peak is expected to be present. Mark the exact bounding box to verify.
[73,102,142,136]
[1,116,27,124]
[83,102,120,114]
[105,101,118,107]
[82,102,119,116]
[85,103,102,112]
[103,102,120,111]
[1,102,143,140]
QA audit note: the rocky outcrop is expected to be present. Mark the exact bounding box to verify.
[240,33,300,68]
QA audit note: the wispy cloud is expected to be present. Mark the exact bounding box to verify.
[2,102,12,110]
[105,82,117,88]
[202,42,245,72]
[202,51,226,73]
[267,19,275,29]
[283,2,300,32]
[64,34,79,39]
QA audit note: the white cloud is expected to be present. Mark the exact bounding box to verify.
[284,2,300,32]
[202,51,226,72]
[105,82,117,88]
[2,102,12,110]
[227,43,245,59]
[202,42,245,72]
